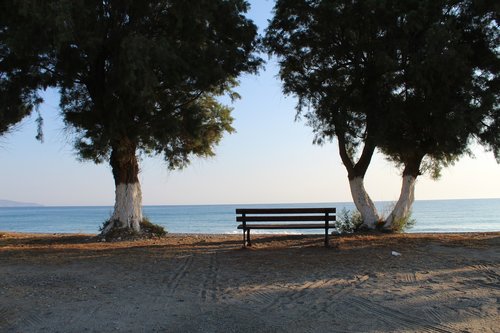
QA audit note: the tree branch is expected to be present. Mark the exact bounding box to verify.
[337,129,355,176]
[37,64,84,85]
[174,91,204,109]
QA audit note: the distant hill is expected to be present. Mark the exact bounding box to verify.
[0,199,43,207]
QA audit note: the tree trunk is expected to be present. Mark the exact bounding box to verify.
[384,155,423,230]
[349,177,379,229]
[337,132,379,229]
[101,139,143,235]
[384,175,416,229]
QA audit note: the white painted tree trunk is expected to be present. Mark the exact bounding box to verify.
[385,175,416,229]
[349,177,379,229]
[103,182,143,234]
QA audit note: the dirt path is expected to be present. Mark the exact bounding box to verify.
[0,232,498,332]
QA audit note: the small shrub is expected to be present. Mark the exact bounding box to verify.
[140,217,167,237]
[388,212,416,233]
[334,208,364,234]
[99,219,112,232]
[99,217,167,241]
[378,203,417,233]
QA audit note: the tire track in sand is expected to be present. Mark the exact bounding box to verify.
[470,264,500,279]
[347,296,458,333]
[471,264,499,274]
[243,286,279,305]
[399,272,418,284]
[200,252,220,303]
[260,278,332,312]
[423,306,447,324]
[166,255,194,297]
[0,308,44,332]
[0,306,13,330]
[3,310,45,331]
[301,274,370,318]
[465,264,500,291]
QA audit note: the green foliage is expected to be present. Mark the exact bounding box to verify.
[140,217,167,238]
[376,0,499,176]
[389,213,416,233]
[0,45,44,138]
[377,203,416,233]
[0,0,50,139]
[265,0,499,179]
[479,112,500,163]
[100,217,166,241]
[99,220,111,233]
[381,213,416,234]
[334,208,364,234]
[2,0,261,167]
[265,0,397,176]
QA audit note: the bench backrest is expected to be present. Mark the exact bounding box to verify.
[236,208,336,223]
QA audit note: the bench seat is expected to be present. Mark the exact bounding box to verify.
[238,223,327,229]
[235,208,336,247]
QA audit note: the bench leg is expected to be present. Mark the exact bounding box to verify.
[325,228,330,248]
[247,229,252,247]
[242,229,252,248]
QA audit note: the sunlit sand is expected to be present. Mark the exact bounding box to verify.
[0,232,498,332]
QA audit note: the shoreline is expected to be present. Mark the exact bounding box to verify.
[2,230,499,236]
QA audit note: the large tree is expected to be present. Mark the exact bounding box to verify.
[3,0,261,234]
[475,1,500,163]
[266,0,498,230]
[0,1,45,140]
[378,0,499,228]
[265,0,400,228]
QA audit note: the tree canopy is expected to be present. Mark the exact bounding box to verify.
[266,0,499,229]
[36,0,260,167]
[265,0,399,179]
[2,0,261,234]
[377,0,499,178]
[0,1,45,139]
[265,0,407,226]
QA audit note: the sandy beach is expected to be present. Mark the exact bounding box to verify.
[0,232,498,332]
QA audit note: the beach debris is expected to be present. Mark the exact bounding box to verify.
[391,251,402,256]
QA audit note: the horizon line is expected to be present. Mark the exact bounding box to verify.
[2,197,498,208]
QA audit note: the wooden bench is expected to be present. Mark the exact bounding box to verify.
[236,208,336,248]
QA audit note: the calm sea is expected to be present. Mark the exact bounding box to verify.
[0,199,498,234]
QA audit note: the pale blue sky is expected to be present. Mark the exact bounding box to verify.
[0,0,499,206]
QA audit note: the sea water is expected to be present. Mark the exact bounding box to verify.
[0,199,498,234]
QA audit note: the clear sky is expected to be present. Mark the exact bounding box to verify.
[0,0,499,206]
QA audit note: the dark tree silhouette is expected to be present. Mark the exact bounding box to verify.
[377,0,499,227]
[0,1,45,140]
[265,0,401,228]
[2,0,261,234]
[266,0,499,230]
